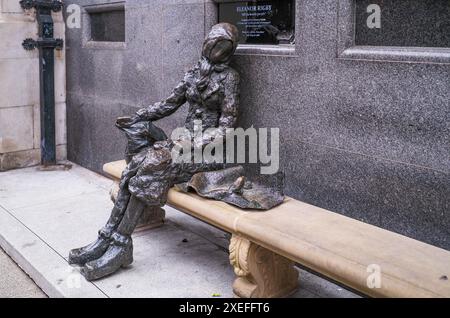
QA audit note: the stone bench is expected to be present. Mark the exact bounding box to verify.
[103,160,450,298]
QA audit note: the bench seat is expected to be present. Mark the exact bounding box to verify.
[104,160,450,298]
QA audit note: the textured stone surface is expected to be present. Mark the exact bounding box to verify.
[66,92,137,172]
[337,0,450,63]
[0,1,67,169]
[281,141,450,249]
[0,206,106,298]
[1,0,26,13]
[0,21,38,59]
[0,144,67,171]
[0,58,39,109]
[0,248,47,298]
[354,0,450,48]
[65,0,450,250]
[0,106,34,153]
[0,148,40,171]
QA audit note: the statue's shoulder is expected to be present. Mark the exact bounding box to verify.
[224,66,240,83]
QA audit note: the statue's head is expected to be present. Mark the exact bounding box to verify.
[202,23,239,64]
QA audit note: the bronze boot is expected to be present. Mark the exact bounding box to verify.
[68,230,112,266]
[81,233,133,281]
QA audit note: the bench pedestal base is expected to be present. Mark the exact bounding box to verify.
[109,182,165,230]
[229,235,299,298]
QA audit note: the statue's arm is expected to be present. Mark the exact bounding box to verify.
[201,70,240,146]
[136,79,187,121]
[218,70,240,129]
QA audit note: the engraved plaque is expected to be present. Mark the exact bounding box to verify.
[219,1,295,45]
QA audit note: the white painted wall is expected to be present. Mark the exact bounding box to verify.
[0,0,66,170]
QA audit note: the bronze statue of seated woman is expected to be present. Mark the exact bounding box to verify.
[69,23,241,281]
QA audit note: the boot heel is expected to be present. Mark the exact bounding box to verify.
[121,250,133,268]
[121,257,133,268]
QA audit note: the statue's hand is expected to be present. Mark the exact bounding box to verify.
[116,115,140,128]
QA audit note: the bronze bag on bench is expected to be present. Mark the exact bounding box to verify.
[176,166,285,210]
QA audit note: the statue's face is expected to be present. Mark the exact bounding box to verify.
[207,39,234,63]
[202,23,239,64]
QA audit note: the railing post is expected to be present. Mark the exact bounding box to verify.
[20,0,64,166]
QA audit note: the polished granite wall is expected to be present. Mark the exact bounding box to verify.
[65,0,450,249]
[354,0,450,47]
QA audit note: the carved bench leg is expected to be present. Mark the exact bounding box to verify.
[110,181,165,230]
[229,234,299,298]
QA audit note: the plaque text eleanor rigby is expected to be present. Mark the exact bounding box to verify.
[219,1,295,45]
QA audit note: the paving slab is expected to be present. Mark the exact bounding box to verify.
[0,205,106,298]
[0,163,357,298]
[0,247,46,298]
[0,164,112,210]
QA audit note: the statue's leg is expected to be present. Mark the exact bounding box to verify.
[68,183,132,266]
[80,195,147,281]
[79,145,176,281]
[69,154,144,266]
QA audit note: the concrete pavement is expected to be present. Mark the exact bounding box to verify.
[0,247,46,298]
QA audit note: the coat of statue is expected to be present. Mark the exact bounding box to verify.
[69,23,240,281]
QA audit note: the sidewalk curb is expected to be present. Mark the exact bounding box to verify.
[0,206,106,298]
